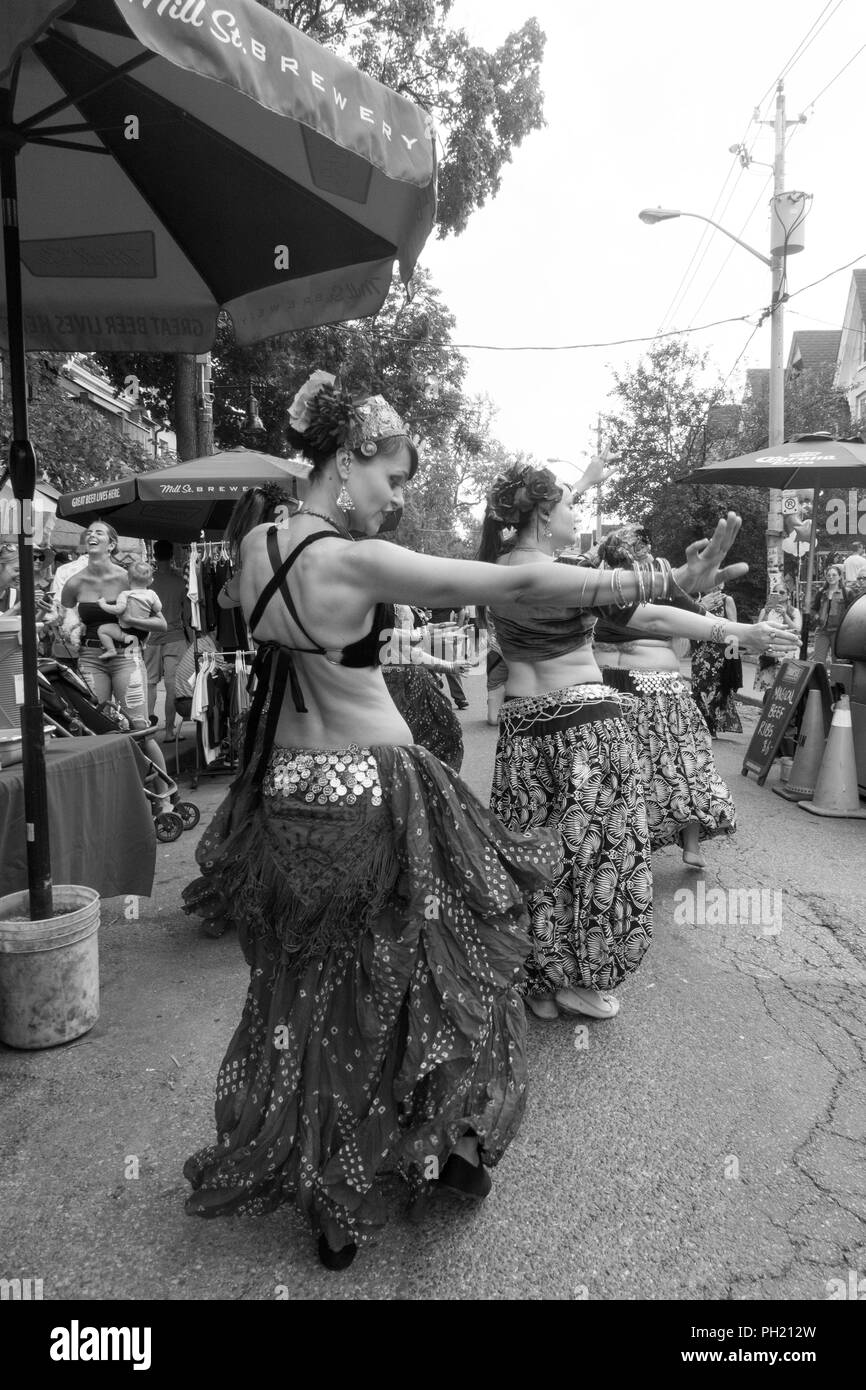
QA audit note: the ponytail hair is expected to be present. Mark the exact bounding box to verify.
[224,484,295,566]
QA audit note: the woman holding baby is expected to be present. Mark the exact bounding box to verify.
[59,522,166,726]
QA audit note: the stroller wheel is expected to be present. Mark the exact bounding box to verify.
[176,801,201,830]
[155,810,184,843]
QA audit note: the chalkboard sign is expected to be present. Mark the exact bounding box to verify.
[742,660,833,785]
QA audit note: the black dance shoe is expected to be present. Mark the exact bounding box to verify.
[318,1235,357,1271]
[436,1153,492,1201]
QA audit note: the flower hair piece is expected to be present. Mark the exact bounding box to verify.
[486,462,561,529]
[288,371,410,455]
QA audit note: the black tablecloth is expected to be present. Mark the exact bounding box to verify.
[0,735,156,900]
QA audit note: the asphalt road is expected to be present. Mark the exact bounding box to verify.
[2,670,864,1301]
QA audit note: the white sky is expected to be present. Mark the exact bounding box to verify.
[419,0,865,502]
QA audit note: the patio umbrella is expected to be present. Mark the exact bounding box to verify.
[678,434,866,657]
[1,0,436,916]
[57,448,311,541]
[677,435,866,490]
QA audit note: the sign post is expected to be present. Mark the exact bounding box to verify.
[742,660,833,786]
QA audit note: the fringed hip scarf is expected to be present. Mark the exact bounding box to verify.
[500,683,624,739]
[600,667,684,697]
[190,746,403,967]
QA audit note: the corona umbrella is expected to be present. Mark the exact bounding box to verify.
[678,434,866,656]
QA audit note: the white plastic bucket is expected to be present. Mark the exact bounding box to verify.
[0,886,100,1049]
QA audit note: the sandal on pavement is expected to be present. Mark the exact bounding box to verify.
[524,994,559,1021]
[318,1235,357,1271]
[437,1153,492,1202]
[554,988,620,1020]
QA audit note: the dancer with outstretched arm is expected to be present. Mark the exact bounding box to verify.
[183,376,745,1269]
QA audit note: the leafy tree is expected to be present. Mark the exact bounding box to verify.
[601,339,767,618]
[601,339,720,522]
[0,352,150,496]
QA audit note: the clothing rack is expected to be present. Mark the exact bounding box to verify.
[181,644,254,786]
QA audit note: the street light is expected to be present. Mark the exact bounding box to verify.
[638,207,771,267]
[639,191,808,592]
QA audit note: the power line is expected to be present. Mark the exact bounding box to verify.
[685,172,774,328]
[801,38,866,110]
[754,0,845,111]
[660,1,845,335]
[432,312,755,352]
[656,154,742,335]
[785,251,866,301]
[396,251,864,354]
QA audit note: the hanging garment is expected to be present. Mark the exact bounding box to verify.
[188,543,202,631]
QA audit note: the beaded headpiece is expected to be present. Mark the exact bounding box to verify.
[288,370,411,456]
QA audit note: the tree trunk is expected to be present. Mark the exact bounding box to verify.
[174,353,197,460]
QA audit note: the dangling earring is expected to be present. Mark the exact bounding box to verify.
[336,456,353,513]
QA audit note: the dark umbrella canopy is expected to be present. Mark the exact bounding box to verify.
[678,436,866,489]
[1,0,436,349]
[57,448,311,540]
[678,435,866,661]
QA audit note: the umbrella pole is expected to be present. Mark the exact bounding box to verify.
[799,503,819,663]
[0,118,53,919]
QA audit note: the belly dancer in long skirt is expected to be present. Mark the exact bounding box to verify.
[182,375,694,1271]
[380,604,469,771]
[481,464,749,1023]
[592,526,797,869]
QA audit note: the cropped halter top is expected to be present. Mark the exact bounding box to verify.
[488,554,705,660]
[242,526,394,784]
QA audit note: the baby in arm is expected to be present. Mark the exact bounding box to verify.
[97,559,162,658]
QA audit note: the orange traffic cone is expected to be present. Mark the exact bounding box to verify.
[800,695,866,820]
[773,688,826,803]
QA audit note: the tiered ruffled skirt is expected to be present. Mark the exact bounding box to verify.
[603,669,737,849]
[182,743,560,1251]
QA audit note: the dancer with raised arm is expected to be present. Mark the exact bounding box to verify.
[481,465,756,1022]
[183,376,744,1269]
[593,526,796,868]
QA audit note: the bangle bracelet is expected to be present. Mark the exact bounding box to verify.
[634,563,647,606]
[709,620,727,644]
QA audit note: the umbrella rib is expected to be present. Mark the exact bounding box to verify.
[7,57,22,112]
[20,49,153,132]
[27,135,110,154]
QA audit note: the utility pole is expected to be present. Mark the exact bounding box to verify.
[595,415,604,544]
[766,82,787,582]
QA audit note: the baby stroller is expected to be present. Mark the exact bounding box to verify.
[37,660,200,842]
